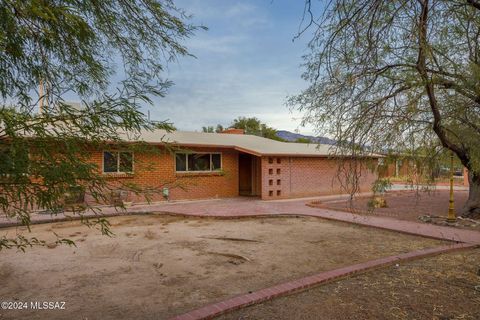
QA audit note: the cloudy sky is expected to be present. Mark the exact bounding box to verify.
[148,0,318,134]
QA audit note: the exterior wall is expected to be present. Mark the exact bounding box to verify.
[88,146,239,203]
[260,156,378,200]
[379,159,412,178]
[87,147,378,203]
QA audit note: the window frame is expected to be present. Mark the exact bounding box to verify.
[102,151,134,174]
[175,152,222,173]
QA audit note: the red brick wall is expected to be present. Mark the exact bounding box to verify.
[87,147,378,203]
[87,147,239,203]
[260,156,378,200]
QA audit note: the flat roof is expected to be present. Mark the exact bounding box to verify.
[120,129,380,158]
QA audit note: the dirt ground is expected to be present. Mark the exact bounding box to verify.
[321,190,476,226]
[219,248,480,320]
[0,214,444,320]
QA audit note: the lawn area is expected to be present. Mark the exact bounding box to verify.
[218,248,480,320]
[0,214,445,320]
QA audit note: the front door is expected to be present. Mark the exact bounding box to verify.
[239,153,253,195]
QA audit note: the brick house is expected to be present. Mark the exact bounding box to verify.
[95,129,380,202]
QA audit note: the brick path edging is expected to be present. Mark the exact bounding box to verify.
[170,243,477,320]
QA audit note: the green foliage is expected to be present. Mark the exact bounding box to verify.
[231,117,285,141]
[0,0,200,249]
[290,1,480,208]
[372,178,392,196]
[295,137,312,143]
[0,235,45,252]
[201,118,284,141]
[202,124,223,133]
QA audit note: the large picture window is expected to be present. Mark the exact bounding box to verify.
[175,153,221,172]
[103,151,133,173]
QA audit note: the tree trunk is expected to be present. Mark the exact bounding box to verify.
[462,171,480,218]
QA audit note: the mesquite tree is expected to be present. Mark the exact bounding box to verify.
[0,0,201,250]
[290,0,480,217]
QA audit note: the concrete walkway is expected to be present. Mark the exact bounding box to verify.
[2,195,480,243]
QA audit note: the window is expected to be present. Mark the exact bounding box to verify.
[175,153,187,171]
[0,147,29,176]
[175,153,222,172]
[103,151,133,173]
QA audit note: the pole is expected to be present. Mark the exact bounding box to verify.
[39,79,44,114]
[447,152,456,223]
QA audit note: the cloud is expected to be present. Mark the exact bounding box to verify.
[187,34,248,54]
[225,2,256,17]
[145,1,314,134]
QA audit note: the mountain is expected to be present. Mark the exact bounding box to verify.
[276,130,336,145]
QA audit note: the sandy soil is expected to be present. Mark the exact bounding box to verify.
[320,190,477,226]
[0,214,444,320]
[219,248,480,320]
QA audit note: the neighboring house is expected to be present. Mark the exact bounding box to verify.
[378,155,418,178]
[92,129,380,203]
[378,154,469,186]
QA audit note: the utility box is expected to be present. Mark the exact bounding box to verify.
[162,187,169,200]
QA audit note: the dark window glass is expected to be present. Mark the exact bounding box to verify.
[188,153,210,171]
[0,149,13,175]
[0,148,29,176]
[103,152,118,173]
[211,154,221,170]
[175,153,187,171]
[119,152,133,172]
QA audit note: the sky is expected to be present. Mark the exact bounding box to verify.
[146,0,317,134]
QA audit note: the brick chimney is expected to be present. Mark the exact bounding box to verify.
[219,128,245,134]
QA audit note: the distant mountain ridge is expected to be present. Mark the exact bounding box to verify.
[276,130,336,145]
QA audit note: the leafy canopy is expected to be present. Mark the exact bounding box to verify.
[290,0,480,215]
[0,0,201,250]
[231,117,285,141]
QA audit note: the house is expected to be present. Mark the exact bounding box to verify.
[92,129,380,203]
[378,153,469,187]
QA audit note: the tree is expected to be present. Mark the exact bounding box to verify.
[202,124,223,133]
[0,0,201,250]
[202,126,215,133]
[295,137,312,143]
[290,0,480,217]
[231,117,285,141]
[216,124,224,133]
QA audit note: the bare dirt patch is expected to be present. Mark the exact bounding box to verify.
[316,190,479,229]
[219,248,480,320]
[0,214,445,319]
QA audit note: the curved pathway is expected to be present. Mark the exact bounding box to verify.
[127,197,480,244]
[2,196,479,320]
